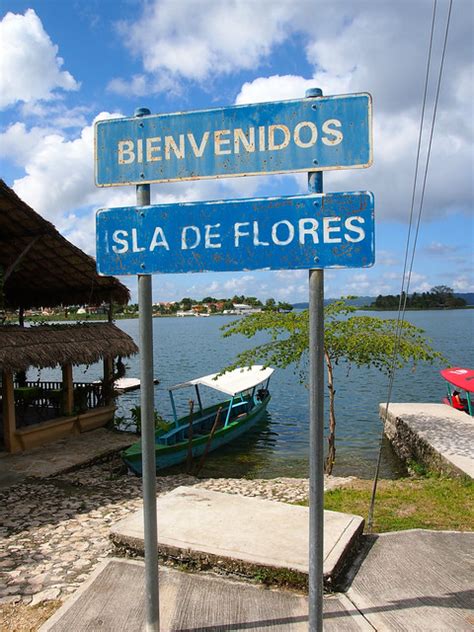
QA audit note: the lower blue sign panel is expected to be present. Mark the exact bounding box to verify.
[96,192,374,276]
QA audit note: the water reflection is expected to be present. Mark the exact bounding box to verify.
[163,411,276,479]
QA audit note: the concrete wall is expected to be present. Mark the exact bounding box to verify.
[380,403,473,478]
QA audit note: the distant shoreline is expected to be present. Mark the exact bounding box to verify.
[291,304,474,312]
[356,305,474,311]
[15,304,473,324]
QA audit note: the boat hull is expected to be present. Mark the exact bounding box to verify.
[122,395,270,474]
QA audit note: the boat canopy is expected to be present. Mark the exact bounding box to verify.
[169,366,274,396]
[440,367,474,393]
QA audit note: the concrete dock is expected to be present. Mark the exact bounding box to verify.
[381,403,474,478]
[110,486,364,587]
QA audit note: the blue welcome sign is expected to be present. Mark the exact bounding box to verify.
[96,192,374,275]
[95,94,372,186]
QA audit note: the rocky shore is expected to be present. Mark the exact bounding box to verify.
[0,455,353,609]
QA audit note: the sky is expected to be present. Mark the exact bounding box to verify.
[0,0,473,304]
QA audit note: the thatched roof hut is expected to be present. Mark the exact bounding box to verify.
[0,323,138,373]
[0,179,130,308]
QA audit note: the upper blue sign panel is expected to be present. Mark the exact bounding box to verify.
[96,192,375,276]
[95,94,372,186]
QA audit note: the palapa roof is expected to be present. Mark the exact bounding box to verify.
[0,323,138,373]
[0,179,130,308]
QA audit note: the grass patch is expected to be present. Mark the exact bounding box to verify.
[251,567,307,591]
[301,476,473,533]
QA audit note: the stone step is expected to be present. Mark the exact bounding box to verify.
[110,486,364,589]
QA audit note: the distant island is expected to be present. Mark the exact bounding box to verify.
[369,286,467,310]
[294,288,473,311]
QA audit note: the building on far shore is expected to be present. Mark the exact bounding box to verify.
[176,310,196,317]
[224,304,263,315]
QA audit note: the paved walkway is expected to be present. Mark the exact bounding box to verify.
[41,529,474,631]
[381,403,474,478]
[346,529,474,631]
[40,559,371,632]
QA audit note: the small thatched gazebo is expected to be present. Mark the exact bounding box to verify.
[0,323,138,452]
[0,180,139,453]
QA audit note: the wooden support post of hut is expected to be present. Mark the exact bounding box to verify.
[0,323,138,453]
[103,357,114,406]
[62,364,74,416]
[2,370,21,453]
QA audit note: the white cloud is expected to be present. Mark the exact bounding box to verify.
[236,75,318,105]
[2,120,95,219]
[223,275,256,293]
[179,273,270,303]
[20,102,90,130]
[0,122,49,165]
[0,112,132,222]
[276,270,306,281]
[107,74,149,97]
[451,275,474,292]
[107,73,181,99]
[345,273,371,293]
[404,271,431,293]
[377,251,400,267]
[115,0,299,87]
[424,242,456,256]
[0,9,79,109]
[59,212,96,257]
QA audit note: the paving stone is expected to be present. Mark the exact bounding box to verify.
[30,587,61,606]
[0,595,22,605]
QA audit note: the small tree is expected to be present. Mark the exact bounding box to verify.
[277,301,294,312]
[263,298,277,311]
[221,299,446,475]
[246,296,263,307]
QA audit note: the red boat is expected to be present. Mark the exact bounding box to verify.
[440,367,474,416]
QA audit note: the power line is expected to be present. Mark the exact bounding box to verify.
[367,0,453,532]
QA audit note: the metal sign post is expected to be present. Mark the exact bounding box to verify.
[307,88,325,632]
[135,107,160,632]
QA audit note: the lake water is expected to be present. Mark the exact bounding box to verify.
[32,309,473,479]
